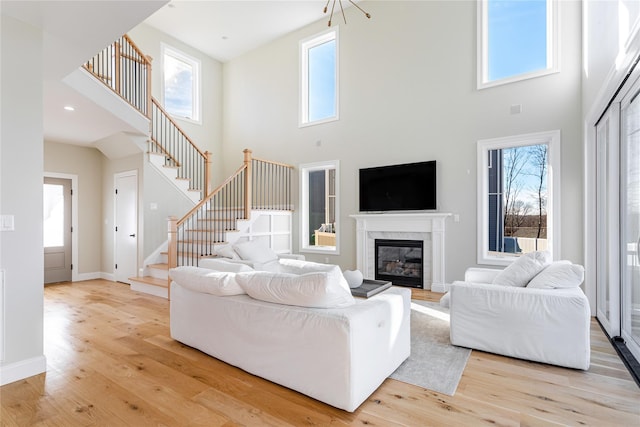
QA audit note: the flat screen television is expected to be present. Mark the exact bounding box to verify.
[359,160,436,212]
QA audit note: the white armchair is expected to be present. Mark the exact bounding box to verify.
[446,263,591,370]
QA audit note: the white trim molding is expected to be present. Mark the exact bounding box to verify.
[477,130,561,266]
[0,355,46,386]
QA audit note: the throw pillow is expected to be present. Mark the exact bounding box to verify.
[277,259,351,292]
[492,250,552,287]
[527,261,585,289]
[169,266,245,296]
[198,258,254,273]
[235,271,356,308]
[215,244,241,260]
[233,240,279,264]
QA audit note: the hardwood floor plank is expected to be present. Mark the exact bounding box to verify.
[1,280,639,427]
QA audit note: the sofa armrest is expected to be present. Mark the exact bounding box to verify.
[449,282,591,369]
[464,267,502,283]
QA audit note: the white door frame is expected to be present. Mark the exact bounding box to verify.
[44,172,78,282]
[114,170,138,283]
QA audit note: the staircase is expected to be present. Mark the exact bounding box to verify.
[82,34,294,299]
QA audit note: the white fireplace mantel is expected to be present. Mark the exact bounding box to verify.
[350,212,451,290]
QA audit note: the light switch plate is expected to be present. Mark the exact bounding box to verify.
[0,215,14,231]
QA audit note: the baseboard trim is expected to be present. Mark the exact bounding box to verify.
[0,355,46,386]
[100,272,115,282]
[73,272,103,282]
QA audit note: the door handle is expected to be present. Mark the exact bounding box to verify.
[129,234,136,237]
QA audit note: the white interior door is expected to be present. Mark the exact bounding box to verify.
[44,177,72,284]
[115,172,138,284]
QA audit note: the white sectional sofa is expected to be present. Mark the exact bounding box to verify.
[443,253,591,370]
[169,260,411,412]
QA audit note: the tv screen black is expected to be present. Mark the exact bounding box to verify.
[359,161,436,212]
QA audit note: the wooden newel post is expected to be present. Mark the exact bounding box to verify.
[114,41,121,94]
[204,151,212,196]
[167,216,178,300]
[146,55,153,119]
[243,149,252,219]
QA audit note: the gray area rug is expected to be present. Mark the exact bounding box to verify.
[389,300,471,396]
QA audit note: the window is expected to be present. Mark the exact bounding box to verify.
[478,0,558,88]
[477,130,560,265]
[300,29,338,126]
[162,44,200,122]
[300,160,339,254]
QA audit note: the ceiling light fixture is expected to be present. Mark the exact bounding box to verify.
[63,106,75,111]
[324,0,371,26]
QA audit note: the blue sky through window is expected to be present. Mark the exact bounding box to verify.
[308,39,336,122]
[487,0,548,81]
[164,52,194,120]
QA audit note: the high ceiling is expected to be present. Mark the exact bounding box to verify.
[3,0,358,151]
[143,1,346,62]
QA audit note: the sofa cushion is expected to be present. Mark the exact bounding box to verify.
[198,258,254,273]
[277,258,351,292]
[215,244,241,260]
[236,271,356,308]
[527,261,585,289]
[492,250,552,287]
[169,266,245,296]
[233,240,279,264]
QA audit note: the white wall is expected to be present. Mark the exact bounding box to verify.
[223,1,584,281]
[0,15,46,384]
[142,161,195,259]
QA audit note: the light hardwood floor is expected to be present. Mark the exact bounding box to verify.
[1,279,639,426]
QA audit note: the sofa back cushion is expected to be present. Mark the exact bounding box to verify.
[527,261,585,289]
[169,266,246,296]
[233,240,279,264]
[492,250,552,287]
[236,271,356,308]
[277,259,351,292]
[199,258,254,273]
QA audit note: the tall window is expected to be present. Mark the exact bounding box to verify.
[162,44,200,122]
[300,160,339,254]
[478,0,558,88]
[477,130,560,265]
[300,29,338,126]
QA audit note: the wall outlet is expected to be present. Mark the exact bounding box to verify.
[0,215,14,231]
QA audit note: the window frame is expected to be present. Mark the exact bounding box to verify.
[161,43,201,124]
[299,28,339,127]
[299,160,340,255]
[477,0,559,90]
[477,130,561,265]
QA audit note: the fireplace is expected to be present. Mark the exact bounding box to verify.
[375,239,423,288]
[351,212,451,290]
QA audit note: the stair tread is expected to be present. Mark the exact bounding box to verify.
[148,263,168,270]
[129,276,168,288]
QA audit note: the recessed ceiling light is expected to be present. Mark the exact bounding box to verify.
[64,106,75,111]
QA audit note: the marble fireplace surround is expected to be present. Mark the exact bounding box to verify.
[351,213,451,290]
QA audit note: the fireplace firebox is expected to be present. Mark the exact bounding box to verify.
[374,239,423,288]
